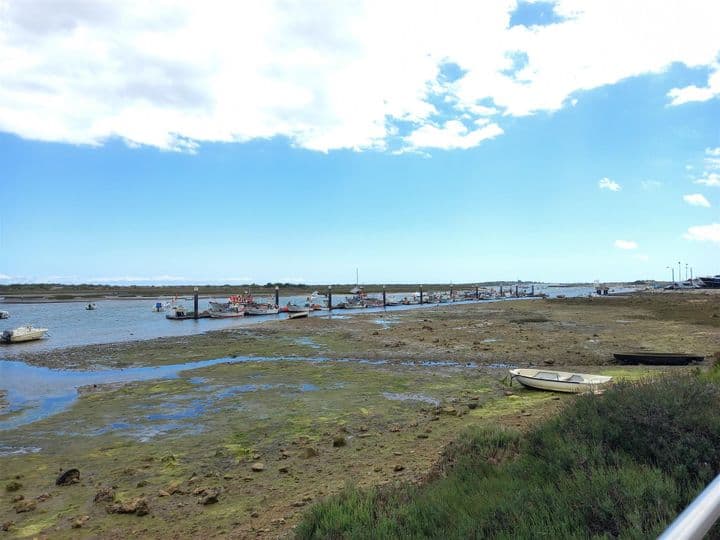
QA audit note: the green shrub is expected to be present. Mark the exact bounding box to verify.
[297,374,720,539]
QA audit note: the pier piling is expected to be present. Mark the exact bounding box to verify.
[328,285,332,311]
[419,285,423,305]
[274,285,279,307]
[475,285,479,299]
[193,287,199,320]
[382,285,386,308]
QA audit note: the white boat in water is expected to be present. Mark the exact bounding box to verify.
[286,302,307,313]
[1,325,49,343]
[0,310,9,319]
[245,303,279,316]
[509,368,612,393]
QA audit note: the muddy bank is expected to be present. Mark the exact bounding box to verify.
[1,357,596,538]
[9,292,719,371]
[1,291,714,538]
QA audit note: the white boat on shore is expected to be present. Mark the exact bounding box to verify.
[1,325,49,343]
[287,310,309,319]
[509,368,612,393]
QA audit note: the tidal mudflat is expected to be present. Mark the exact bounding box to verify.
[0,292,717,537]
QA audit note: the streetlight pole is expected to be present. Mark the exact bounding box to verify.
[678,261,681,284]
[667,266,674,284]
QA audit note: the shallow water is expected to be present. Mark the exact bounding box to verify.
[0,356,476,431]
[0,286,625,352]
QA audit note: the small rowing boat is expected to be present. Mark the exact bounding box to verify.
[613,352,704,366]
[288,311,309,319]
[509,368,612,393]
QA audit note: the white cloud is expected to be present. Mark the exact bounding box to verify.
[668,65,720,105]
[707,147,720,157]
[683,223,720,243]
[695,173,720,187]
[404,120,503,150]
[641,179,662,190]
[683,193,711,207]
[0,273,12,280]
[599,177,621,191]
[88,275,187,283]
[614,239,638,250]
[0,1,719,152]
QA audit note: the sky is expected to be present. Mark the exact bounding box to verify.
[1,0,719,285]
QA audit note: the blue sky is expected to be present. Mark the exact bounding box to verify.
[1,1,719,284]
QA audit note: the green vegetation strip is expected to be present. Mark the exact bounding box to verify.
[297,369,720,539]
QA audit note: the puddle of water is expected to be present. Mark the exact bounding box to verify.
[294,337,322,349]
[373,318,399,330]
[382,392,440,406]
[486,362,516,369]
[0,445,42,457]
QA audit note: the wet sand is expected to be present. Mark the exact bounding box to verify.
[0,291,717,538]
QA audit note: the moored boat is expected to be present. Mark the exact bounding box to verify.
[286,302,307,313]
[1,325,49,343]
[245,303,280,316]
[287,310,309,319]
[698,275,720,289]
[209,305,245,318]
[85,303,97,310]
[613,352,704,366]
[0,310,9,319]
[166,306,211,320]
[509,368,612,393]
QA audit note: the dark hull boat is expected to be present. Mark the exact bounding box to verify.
[613,352,704,366]
[699,276,720,289]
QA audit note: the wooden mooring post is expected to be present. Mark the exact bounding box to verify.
[193,287,199,320]
[419,285,423,304]
[382,285,386,307]
[327,285,333,311]
[475,285,479,299]
[274,285,279,307]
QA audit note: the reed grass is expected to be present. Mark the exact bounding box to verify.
[297,371,720,539]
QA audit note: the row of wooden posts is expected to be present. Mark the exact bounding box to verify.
[190,284,534,319]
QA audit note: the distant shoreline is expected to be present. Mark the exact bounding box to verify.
[0,281,654,304]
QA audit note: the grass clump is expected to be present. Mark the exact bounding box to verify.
[297,374,720,539]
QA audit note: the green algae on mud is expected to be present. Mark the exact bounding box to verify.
[1,359,525,538]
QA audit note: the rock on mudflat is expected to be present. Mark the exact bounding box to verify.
[56,468,80,486]
[93,486,115,503]
[301,447,319,458]
[332,436,347,447]
[251,462,265,472]
[14,499,36,513]
[71,515,90,529]
[5,481,21,492]
[107,497,149,516]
